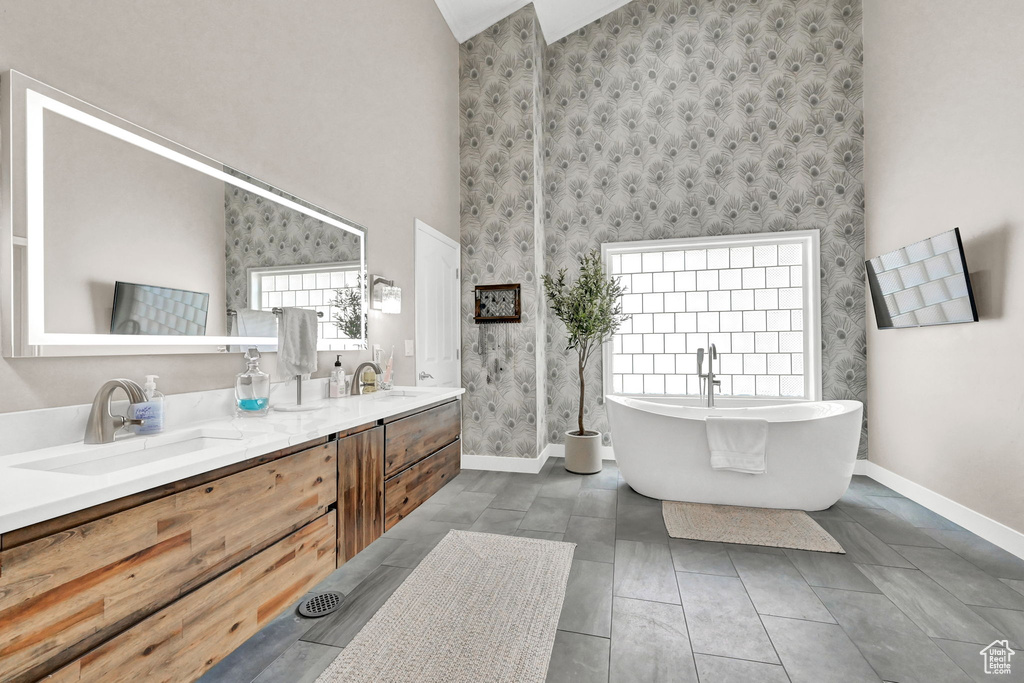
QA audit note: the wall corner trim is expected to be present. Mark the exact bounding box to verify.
[854,460,1024,562]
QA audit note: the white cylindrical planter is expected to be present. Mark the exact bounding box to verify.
[564,431,602,474]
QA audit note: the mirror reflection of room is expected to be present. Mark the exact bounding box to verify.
[19,71,367,353]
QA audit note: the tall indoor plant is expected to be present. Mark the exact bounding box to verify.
[543,250,628,474]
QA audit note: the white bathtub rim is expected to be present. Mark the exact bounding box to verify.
[605,395,863,422]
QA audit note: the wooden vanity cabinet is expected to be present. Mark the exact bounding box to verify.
[45,512,337,683]
[0,440,337,683]
[337,424,385,564]
[382,399,462,530]
[335,398,463,559]
[383,399,461,477]
[0,397,462,683]
[384,440,461,530]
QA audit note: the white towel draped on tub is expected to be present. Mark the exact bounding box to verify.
[706,417,769,474]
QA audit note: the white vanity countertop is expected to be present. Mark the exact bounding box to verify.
[0,386,464,536]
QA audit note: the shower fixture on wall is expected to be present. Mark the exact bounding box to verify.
[474,284,521,385]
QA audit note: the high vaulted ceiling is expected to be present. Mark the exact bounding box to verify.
[432,0,633,44]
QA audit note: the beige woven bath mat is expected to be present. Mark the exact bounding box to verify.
[663,500,845,553]
[315,530,575,683]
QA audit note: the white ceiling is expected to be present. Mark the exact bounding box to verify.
[433,0,633,44]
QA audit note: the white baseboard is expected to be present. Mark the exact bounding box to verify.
[461,452,548,474]
[462,442,616,474]
[856,460,1024,562]
[540,443,617,462]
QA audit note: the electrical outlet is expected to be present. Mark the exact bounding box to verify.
[405,340,414,357]
[372,345,383,365]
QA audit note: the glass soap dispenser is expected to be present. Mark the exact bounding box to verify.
[235,347,270,416]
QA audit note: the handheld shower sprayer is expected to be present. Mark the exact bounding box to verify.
[697,347,706,403]
[697,345,720,407]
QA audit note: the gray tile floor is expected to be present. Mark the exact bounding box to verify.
[201,458,1024,683]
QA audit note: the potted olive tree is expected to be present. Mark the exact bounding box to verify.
[543,250,628,474]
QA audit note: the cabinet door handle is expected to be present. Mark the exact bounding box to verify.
[419,371,434,380]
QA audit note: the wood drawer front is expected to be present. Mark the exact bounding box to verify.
[384,440,461,531]
[46,512,337,683]
[383,400,461,478]
[0,442,337,683]
[338,426,384,564]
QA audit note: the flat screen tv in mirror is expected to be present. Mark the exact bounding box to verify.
[865,228,978,329]
[111,282,210,336]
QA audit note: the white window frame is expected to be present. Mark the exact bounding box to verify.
[602,230,822,403]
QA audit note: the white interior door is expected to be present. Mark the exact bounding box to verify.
[415,219,460,387]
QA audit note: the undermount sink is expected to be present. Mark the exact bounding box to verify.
[14,429,245,476]
[369,388,435,400]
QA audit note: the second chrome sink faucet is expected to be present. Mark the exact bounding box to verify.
[84,379,147,444]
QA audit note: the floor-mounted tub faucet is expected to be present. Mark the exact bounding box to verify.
[697,345,721,408]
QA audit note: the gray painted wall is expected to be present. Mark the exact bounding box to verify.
[864,0,1024,533]
[42,113,226,335]
[460,0,866,459]
[0,0,459,413]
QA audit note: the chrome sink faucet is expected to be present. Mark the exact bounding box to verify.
[697,345,721,408]
[350,362,384,395]
[84,379,147,444]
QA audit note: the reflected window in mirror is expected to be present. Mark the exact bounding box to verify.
[246,262,363,341]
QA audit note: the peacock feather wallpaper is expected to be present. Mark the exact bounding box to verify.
[460,0,866,459]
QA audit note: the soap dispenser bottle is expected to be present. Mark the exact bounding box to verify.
[236,347,270,416]
[131,375,165,434]
[329,355,346,398]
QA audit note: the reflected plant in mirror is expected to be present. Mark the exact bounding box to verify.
[330,273,368,347]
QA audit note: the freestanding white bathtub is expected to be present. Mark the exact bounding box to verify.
[605,396,863,511]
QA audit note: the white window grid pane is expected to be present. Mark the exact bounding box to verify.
[707,248,730,269]
[652,272,675,292]
[644,374,665,394]
[642,252,664,273]
[632,313,654,333]
[708,291,732,311]
[632,273,653,293]
[607,237,814,399]
[719,269,742,289]
[633,354,654,374]
[653,313,675,332]
[778,243,803,266]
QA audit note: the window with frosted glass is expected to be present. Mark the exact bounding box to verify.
[605,234,819,399]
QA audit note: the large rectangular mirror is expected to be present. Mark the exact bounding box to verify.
[1,70,367,357]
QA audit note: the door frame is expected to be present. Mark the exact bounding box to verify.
[414,218,461,387]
